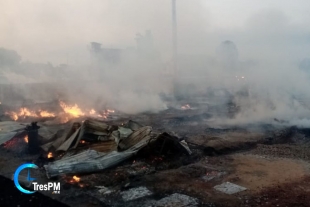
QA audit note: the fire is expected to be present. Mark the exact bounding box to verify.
[5,101,115,122]
[39,110,55,117]
[89,109,114,119]
[89,109,96,115]
[181,104,191,110]
[47,152,53,158]
[64,175,86,187]
[5,107,55,121]
[5,112,18,121]
[20,108,36,117]
[24,135,28,143]
[89,109,104,118]
[98,109,115,119]
[72,176,80,182]
[59,101,85,117]
[5,108,37,120]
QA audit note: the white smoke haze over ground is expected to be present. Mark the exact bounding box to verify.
[1,0,310,125]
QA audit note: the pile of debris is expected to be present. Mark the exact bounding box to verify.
[0,119,192,179]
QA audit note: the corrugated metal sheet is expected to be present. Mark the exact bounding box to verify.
[118,126,152,151]
[43,119,192,178]
[45,150,136,178]
[0,121,25,145]
[44,125,153,178]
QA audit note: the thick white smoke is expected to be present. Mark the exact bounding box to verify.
[1,2,310,126]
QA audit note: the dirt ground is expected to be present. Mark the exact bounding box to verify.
[226,154,310,192]
[139,152,310,206]
[1,124,310,206]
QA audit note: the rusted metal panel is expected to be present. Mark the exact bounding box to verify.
[118,126,152,151]
[88,141,117,153]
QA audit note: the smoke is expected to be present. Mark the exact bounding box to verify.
[207,51,310,128]
[1,1,310,125]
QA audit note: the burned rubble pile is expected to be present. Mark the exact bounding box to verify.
[0,116,200,206]
[42,119,192,178]
[2,102,310,206]
[0,118,192,177]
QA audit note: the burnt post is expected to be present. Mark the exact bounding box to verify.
[25,122,40,154]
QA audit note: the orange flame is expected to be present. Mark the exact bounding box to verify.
[5,107,55,121]
[40,110,55,117]
[24,135,28,143]
[72,176,80,182]
[5,102,115,122]
[59,101,85,117]
[47,152,53,158]
[5,111,19,121]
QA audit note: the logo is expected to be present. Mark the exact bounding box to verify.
[14,163,60,194]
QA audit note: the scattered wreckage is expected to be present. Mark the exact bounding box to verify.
[2,102,308,206]
[0,119,192,179]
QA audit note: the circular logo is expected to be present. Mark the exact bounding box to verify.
[14,163,38,194]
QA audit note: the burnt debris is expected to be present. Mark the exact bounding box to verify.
[25,122,40,154]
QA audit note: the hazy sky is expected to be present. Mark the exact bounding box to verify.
[1,0,310,64]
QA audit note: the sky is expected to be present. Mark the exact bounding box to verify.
[1,0,310,64]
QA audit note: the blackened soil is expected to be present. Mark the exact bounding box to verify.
[0,175,69,207]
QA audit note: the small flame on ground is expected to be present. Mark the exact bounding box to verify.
[72,176,80,182]
[47,152,53,158]
[24,135,28,143]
